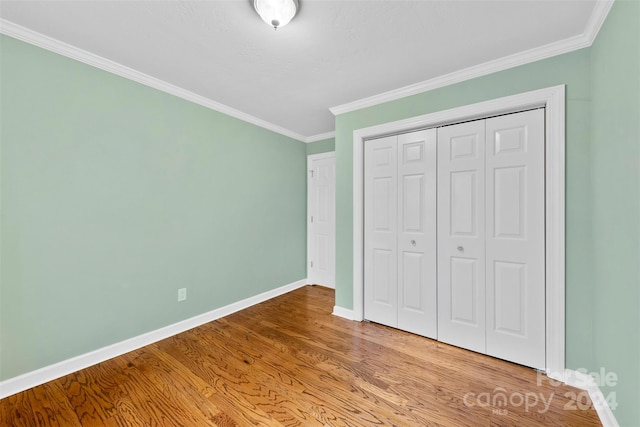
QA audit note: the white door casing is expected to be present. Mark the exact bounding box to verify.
[437,120,487,354]
[350,85,565,378]
[307,153,336,288]
[485,109,545,370]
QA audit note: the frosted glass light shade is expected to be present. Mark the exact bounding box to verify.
[253,0,299,29]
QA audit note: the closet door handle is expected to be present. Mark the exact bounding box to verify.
[457,246,464,252]
[410,240,416,246]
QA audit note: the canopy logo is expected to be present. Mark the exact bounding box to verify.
[463,367,618,415]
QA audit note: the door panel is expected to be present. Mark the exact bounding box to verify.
[397,129,437,338]
[373,177,393,231]
[317,185,329,222]
[450,257,479,325]
[437,121,486,354]
[364,136,398,327]
[493,261,525,334]
[401,252,424,309]
[485,109,545,370]
[402,174,423,232]
[450,171,478,236]
[493,167,525,238]
[373,249,394,305]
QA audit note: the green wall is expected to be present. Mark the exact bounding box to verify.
[0,35,307,381]
[334,2,639,423]
[306,137,335,156]
[590,1,640,425]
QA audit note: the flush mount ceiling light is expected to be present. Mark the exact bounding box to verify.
[253,0,299,30]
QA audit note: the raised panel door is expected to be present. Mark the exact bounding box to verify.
[397,129,437,338]
[437,121,486,354]
[364,136,398,327]
[308,154,335,287]
[485,109,545,370]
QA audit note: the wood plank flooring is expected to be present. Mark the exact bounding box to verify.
[1,285,601,426]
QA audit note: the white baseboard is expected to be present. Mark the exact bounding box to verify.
[0,279,308,399]
[564,369,619,427]
[332,306,356,321]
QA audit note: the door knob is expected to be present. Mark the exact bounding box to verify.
[457,246,464,252]
[410,240,416,246]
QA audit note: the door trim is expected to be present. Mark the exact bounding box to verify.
[307,152,336,288]
[351,85,565,379]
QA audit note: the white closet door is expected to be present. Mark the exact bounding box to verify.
[437,121,486,354]
[364,135,398,327]
[485,109,545,370]
[397,129,438,338]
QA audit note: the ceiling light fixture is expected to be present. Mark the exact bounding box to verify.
[253,0,299,30]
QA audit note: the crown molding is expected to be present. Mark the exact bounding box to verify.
[0,19,308,143]
[330,0,614,116]
[584,0,615,44]
[305,131,336,143]
[2,0,613,136]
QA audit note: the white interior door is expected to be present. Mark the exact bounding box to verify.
[364,136,398,327]
[307,153,335,288]
[437,121,487,354]
[485,109,545,370]
[397,130,437,338]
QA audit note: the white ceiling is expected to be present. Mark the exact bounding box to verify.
[1,0,603,141]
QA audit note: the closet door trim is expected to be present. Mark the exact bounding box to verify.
[350,85,565,380]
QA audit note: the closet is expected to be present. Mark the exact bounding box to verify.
[364,109,545,370]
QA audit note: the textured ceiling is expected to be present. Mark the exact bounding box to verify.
[1,0,599,139]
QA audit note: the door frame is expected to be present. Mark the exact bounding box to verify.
[307,152,336,288]
[351,85,565,379]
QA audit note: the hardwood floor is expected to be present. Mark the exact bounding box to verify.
[1,285,601,426]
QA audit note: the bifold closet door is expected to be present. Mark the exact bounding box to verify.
[364,135,398,328]
[397,130,437,338]
[364,129,437,338]
[485,109,545,370]
[437,121,487,354]
[438,109,545,370]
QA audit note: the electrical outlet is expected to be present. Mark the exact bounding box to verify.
[178,288,187,302]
